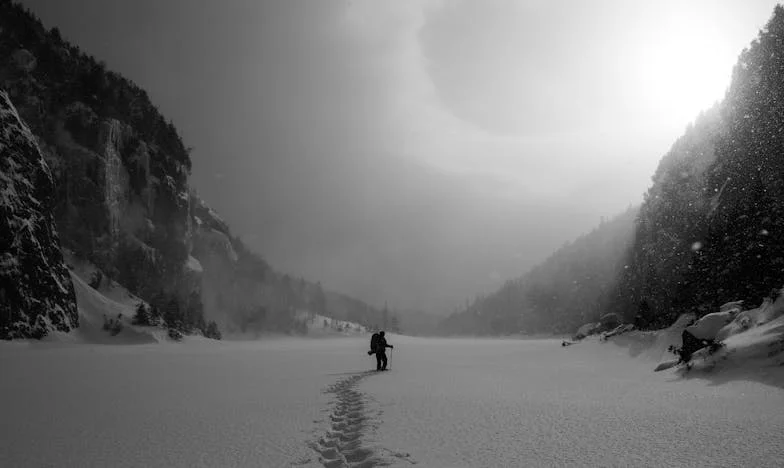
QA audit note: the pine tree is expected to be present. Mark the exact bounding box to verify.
[132,302,150,326]
[149,304,162,326]
[164,298,183,331]
[204,321,222,340]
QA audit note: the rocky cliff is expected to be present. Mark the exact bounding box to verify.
[0,1,382,339]
[0,91,77,339]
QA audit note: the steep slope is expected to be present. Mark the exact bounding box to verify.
[58,250,168,344]
[442,207,637,335]
[68,271,163,344]
[0,0,195,333]
[606,107,724,328]
[0,0,382,339]
[610,5,784,328]
[0,91,77,338]
[446,5,784,336]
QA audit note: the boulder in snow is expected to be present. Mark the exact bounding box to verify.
[685,310,738,341]
[716,293,784,341]
[599,312,621,329]
[574,322,600,340]
[719,300,744,314]
[601,323,635,340]
[670,313,697,329]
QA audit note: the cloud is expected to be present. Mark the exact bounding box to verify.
[211,0,675,311]
[331,3,727,237]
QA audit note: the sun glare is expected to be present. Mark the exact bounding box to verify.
[635,13,734,126]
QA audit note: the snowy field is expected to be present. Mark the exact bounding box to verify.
[2,336,784,467]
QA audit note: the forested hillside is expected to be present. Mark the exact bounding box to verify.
[609,5,784,329]
[441,207,637,335]
[445,5,784,336]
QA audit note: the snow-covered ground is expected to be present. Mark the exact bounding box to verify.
[2,335,783,467]
[0,338,368,467]
[365,336,784,467]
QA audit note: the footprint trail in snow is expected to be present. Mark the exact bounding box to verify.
[311,371,411,467]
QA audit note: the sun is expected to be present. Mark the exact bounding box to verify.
[634,12,735,126]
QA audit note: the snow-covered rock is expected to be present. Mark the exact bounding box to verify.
[193,227,237,264]
[574,314,624,340]
[601,323,634,340]
[685,310,737,341]
[573,322,600,340]
[719,300,744,313]
[191,194,230,234]
[179,254,204,301]
[0,91,78,339]
[605,313,696,361]
[683,313,784,376]
[716,293,784,341]
[185,255,203,274]
[599,312,621,328]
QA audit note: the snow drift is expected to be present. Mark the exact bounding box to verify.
[67,271,163,344]
[684,293,784,376]
[51,252,166,344]
[605,290,784,383]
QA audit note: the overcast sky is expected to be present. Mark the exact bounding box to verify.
[21,0,779,313]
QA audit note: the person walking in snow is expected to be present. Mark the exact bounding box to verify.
[372,331,393,371]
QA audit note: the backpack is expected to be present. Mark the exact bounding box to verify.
[370,333,380,353]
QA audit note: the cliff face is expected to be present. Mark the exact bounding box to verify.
[190,195,347,335]
[190,196,236,329]
[0,1,383,339]
[0,91,78,339]
[0,2,198,335]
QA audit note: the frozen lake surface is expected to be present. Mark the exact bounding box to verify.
[2,336,783,467]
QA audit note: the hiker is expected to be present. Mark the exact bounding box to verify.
[369,331,394,371]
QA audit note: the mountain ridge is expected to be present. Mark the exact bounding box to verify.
[443,5,784,336]
[0,0,384,339]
